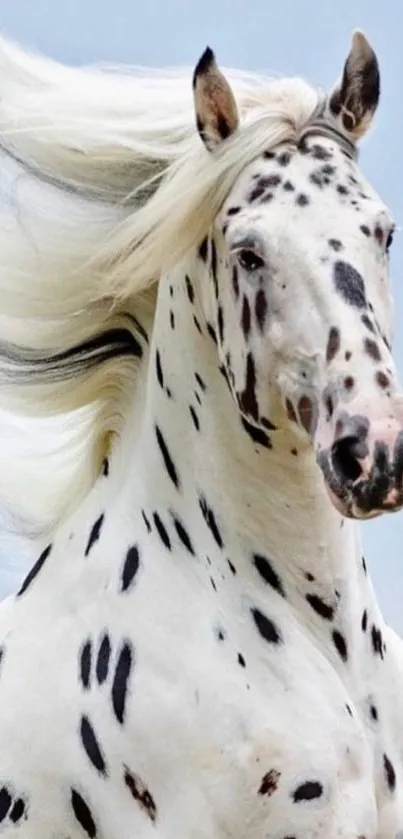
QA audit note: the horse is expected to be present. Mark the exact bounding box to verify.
[0,27,401,838]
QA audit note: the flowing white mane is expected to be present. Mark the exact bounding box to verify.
[0,36,319,536]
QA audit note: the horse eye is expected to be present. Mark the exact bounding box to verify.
[238,249,265,272]
[386,229,394,251]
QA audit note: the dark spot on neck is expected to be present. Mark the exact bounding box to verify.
[253,554,285,597]
[332,629,348,661]
[251,607,282,644]
[333,261,366,308]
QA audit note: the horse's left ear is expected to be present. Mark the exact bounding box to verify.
[193,47,239,152]
[329,30,380,140]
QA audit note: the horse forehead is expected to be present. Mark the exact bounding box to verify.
[226,142,382,218]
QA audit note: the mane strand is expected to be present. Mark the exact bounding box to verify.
[0,33,319,535]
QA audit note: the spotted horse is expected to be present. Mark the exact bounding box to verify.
[0,27,401,839]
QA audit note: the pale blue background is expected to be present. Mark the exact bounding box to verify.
[0,1,402,629]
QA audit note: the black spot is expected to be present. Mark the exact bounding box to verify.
[332,629,348,661]
[371,624,384,659]
[153,512,171,550]
[17,544,52,595]
[333,260,366,308]
[346,703,353,716]
[258,769,281,796]
[251,607,282,644]
[337,184,349,195]
[326,326,340,363]
[325,393,334,419]
[227,205,241,216]
[364,337,381,362]
[141,510,151,533]
[9,798,25,823]
[216,626,226,642]
[306,594,335,621]
[111,640,133,725]
[253,554,285,596]
[232,265,239,300]
[172,516,195,555]
[189,405,200,431]
[376,370,390,390]
[283,180,295,191]
[241,295,251,338]
[155,350,164,389]
[384,754,396,791]
[219,362,232,393]
[328,239,343,252]
[155,425,180,490]
[241,416,271,449]
[80,640,92,689]
[238,652,246,667]
[292,780,323,802]
[198,236,208,262]
[170,310,175,330]
[255,288,267,331]
[71,789,97,838]
[217,304,225,342]
[311,144,332,161]
[277,151,291,166]
[362,555,367,574]
[121,545,140,593]
[80,715,107,776]
[249,175,280,202]
[207,322,218,345]
[369,703,378,722]
[185,275,195,305]
[85,515,104,558]
[310,169,327,188]
[211,239,218,297]
[96,634,111,684]
[195,372,206,391]
[362,609,368,631]
[360,224,371,237]
[124,767,157,823]
[0,788,12,822]
[227,559,237,575]
[238,353,258,421]
[193,315,202,334]
[261,416,277,431]
[296,193,309,206]
[102,458,109,476]
[199,496,223,548]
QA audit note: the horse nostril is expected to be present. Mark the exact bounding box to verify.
[331,435,363,483]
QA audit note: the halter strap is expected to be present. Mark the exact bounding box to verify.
[298,94,358,162]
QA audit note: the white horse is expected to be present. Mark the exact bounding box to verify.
[0,28,401,839]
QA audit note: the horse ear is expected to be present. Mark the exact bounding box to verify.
[329,30,380,140]
[193,47,239,152]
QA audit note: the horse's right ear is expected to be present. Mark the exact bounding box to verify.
[193,47,239,152]
[329,30,380,141]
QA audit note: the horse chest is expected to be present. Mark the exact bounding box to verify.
[0,534,399,839]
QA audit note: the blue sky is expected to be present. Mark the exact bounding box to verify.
[0,0,402,629]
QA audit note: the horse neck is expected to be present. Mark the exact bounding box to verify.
[120,256,377,641]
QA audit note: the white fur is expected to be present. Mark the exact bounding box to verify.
[0,35,401,839]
